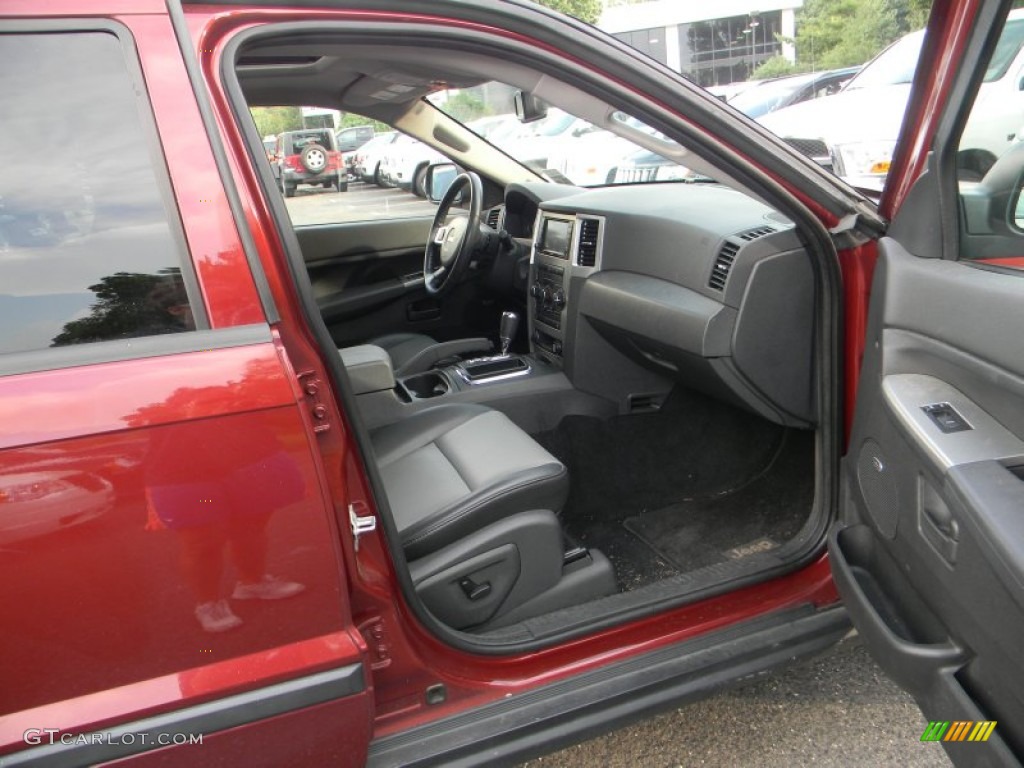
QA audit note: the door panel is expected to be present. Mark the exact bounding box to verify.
[836,239,1024,764]
[296,219,494,348]
[0,335,372,763]
[297,217,434,266]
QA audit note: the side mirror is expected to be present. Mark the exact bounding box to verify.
[514,91,548,123]
[425,163,459,203]
[958,140,1024,235]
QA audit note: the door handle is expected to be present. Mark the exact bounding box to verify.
[920,487,959,565]
[923,505,959,541]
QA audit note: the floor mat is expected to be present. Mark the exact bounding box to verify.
[533,386,806,590]
[623,429,815,571]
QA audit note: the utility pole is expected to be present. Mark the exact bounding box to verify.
[749,18,760,69]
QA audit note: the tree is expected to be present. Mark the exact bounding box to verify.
[250,106,303,138]
[793,0,922,71]
[753,55,801,79]
[531,0,602,24]
[337,113,391,133]
[440,90,492,122]
[51,269,191,346]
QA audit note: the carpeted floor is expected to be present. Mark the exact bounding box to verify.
[533,386,815,590]
[624,429,814,571]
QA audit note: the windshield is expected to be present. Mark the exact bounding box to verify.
[290,130,334,150]
[986,18,1024,81]
[427,84,683,187]
[845,32,923,90]
[730,74,815,117]
[839,17,1024,94]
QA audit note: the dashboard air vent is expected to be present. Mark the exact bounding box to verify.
[576,218,600,267]
[486,206,503,229]
[737,225,775,242]
[709,241,740,291]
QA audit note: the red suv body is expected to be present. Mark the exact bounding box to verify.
[1,2,1022,768]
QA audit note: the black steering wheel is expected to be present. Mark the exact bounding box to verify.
[424,171,483,296]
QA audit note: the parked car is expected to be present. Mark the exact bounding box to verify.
[759,12,1024,188]
[274,128,347,196]
[609,148,691,184]
[336,124,375,153]
[466,113,521,139]
[352,130,398,183]
[706,80,763,101]
[3,3,1023,768]
[336,125,376,177]
[728,67,861,118]
[544,115,669,186]
[494,107,598,171]
[378,134,447,195]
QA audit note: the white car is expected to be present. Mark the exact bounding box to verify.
[353,131,398,184]
[497,109,597,172]
[378,134,447,195]
[543,128,637,185]
[466,113,521,139]
[759,11,1024,189]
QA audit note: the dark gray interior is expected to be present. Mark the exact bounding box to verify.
[233,32,828,639]
[836,238,1024,764]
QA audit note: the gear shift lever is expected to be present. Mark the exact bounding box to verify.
[499,311,519,357]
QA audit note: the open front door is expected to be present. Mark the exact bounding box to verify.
[834,2,1024,766]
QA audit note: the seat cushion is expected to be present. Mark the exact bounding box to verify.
[367,332,436,372]
[370,404,568,559]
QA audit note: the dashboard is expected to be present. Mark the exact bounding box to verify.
[503,181,817,428]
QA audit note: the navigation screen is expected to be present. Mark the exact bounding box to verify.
[541,218,572,258]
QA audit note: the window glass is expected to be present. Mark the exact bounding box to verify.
[730,73,818,118]
[0,32,196,356]
[704,2,944,192]
[957,10,1024,239]
[254,107,440,226]
[427,86,690,187]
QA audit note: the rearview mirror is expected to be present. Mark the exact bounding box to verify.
[426,163,459,203]
[514,91,548,123]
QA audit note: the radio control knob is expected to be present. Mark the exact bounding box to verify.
[530,283,542,299]
[552,341,563,355]
[552,289,566,308]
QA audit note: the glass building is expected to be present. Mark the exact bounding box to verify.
[602,0,802,86]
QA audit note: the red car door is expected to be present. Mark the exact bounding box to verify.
[835,1,1024,765]
[0,4,372,766]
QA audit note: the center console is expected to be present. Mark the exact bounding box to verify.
[529,211,604,368]
[530,213,573,364]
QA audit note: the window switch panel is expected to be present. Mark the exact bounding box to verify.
[922,402,972,434]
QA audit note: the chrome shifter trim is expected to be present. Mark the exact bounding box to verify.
[454,355,532,386]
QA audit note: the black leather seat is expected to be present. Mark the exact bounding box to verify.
[370,403,568,559]
[367,333,492,377]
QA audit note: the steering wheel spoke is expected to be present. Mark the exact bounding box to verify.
[423,172,483,296]
[426,265,447,289]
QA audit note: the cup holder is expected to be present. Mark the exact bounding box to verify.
[402,371,449,399]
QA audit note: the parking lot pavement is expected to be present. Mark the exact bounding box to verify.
[523,634,952,768]
[283,180,436,225]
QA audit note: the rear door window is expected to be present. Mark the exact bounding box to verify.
[0,31,201,358]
